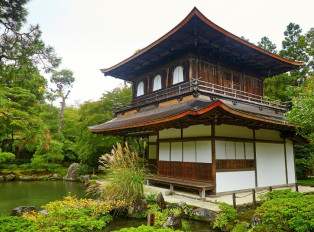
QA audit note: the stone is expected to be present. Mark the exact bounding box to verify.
[50,174,60,180]
[178,201,186,207]
[0,176,4,181]
[164,190,173,196]
[5,174,16,181]
[157,192,166,210]
[128,198,147,215]
[79,175,91,183]
[251,215,262,226]
[162,212,182,230]
[64,163,80,181]
[19,176,34,181]
[11,206,35,216]
[38,209,48,215]
[191,208,216,222]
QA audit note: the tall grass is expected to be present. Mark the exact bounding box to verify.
[98,142,147,203]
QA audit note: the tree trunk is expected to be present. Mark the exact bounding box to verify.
[59,97,66,130]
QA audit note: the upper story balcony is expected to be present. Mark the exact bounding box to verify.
[114,78,288,114]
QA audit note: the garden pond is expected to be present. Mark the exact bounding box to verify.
[0,181,214,231]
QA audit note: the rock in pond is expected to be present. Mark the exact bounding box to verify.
[5,174,16,181]
[162,212,182,230]
[64,163,79,181]
[19,176,35,181]
[38,209,48,215]
[79,175,91,183]
[11,206,35,216]
[191,208,216,222]
[128,198,147,215]
[50,174,61,181]
[157,192,166,210]
[0,175,4,181]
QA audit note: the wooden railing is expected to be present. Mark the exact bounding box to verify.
[114,78,288,112]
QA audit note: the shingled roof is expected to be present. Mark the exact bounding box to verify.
[101,7,303,80]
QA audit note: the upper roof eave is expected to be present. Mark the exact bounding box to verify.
[100,7,303,76]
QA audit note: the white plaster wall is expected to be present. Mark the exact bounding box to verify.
[149,135,157,142]
[216,141,226,159]
[245,142,254,159]
[286,140,296,184]
[148,145,157,159]
[215,124,253,139]
[255,129,283,141]
[159,128,181,139]
[159,143,170,161]
[236,142,245,159]
[183,125,211,137]
[256,143,286,187]
[226,141,236,159]
[196,141,212,163]
[183,141,196,162]
[171,142,182,161]
[216,171,255,193]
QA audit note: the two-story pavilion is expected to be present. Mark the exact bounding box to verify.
[89,8,307,197]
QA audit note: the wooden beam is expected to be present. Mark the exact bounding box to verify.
[211,123,216,194]
[253,129,258,188]
[284,139,288,184]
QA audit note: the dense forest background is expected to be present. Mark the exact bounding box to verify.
[0,0,313,176]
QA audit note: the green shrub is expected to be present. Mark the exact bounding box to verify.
[259,189,303,201]
[296,158,311,179]
[213,202,238,229]
[23,196,116,231]
[76,163,90,176]
[113,225,183,232]
[0,215,36,232]
[255,193,314,232]
[231,222,248,232]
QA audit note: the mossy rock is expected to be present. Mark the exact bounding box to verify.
[237,209,256,222]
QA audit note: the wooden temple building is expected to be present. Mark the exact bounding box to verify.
[89,8,307,196]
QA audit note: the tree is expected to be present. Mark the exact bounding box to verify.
[75,86,132,169]
[258,36,277,54]
[264,23,311,102]
[50,69,75,130]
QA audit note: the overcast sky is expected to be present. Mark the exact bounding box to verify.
[25,0,313,106]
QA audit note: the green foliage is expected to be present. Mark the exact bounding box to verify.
[255,191,314,232]
[75,86,131,168]
[295,158,311,179]
[231,223,248,232]
[213,202,238,229]
[258,36,277,54]
[145,193,158,204]
[113,225,183,232]
[23,196,114,231]
[0,149,15,164]
[0,214,36,232]
[99,143,147,203]
[258,189,303,201]
[76,163,90,176]
[287,78,314,139]
[297,177,314,186]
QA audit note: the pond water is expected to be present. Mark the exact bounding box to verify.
[0,181,85,215]
[0,181,214,231]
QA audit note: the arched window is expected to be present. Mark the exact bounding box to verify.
[137,81,144,96]
[172,66,184,84]
[153,75,162,91]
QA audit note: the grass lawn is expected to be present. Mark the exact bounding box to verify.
[297,177,314,186]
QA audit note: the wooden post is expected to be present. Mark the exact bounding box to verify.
[147,212,155,226]
[170,184,174,193]
[269,186,272,192]
[232,193,236,209]
[295,183,299,192]
[252,189,256,208]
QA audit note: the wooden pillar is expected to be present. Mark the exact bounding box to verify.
[253,129,258,188]
[157,132,159,176]
[284,139,288,184]
[232,193,236,208]
[211,123,216,194]
[292,140,297,184]
[252,189,256,208]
